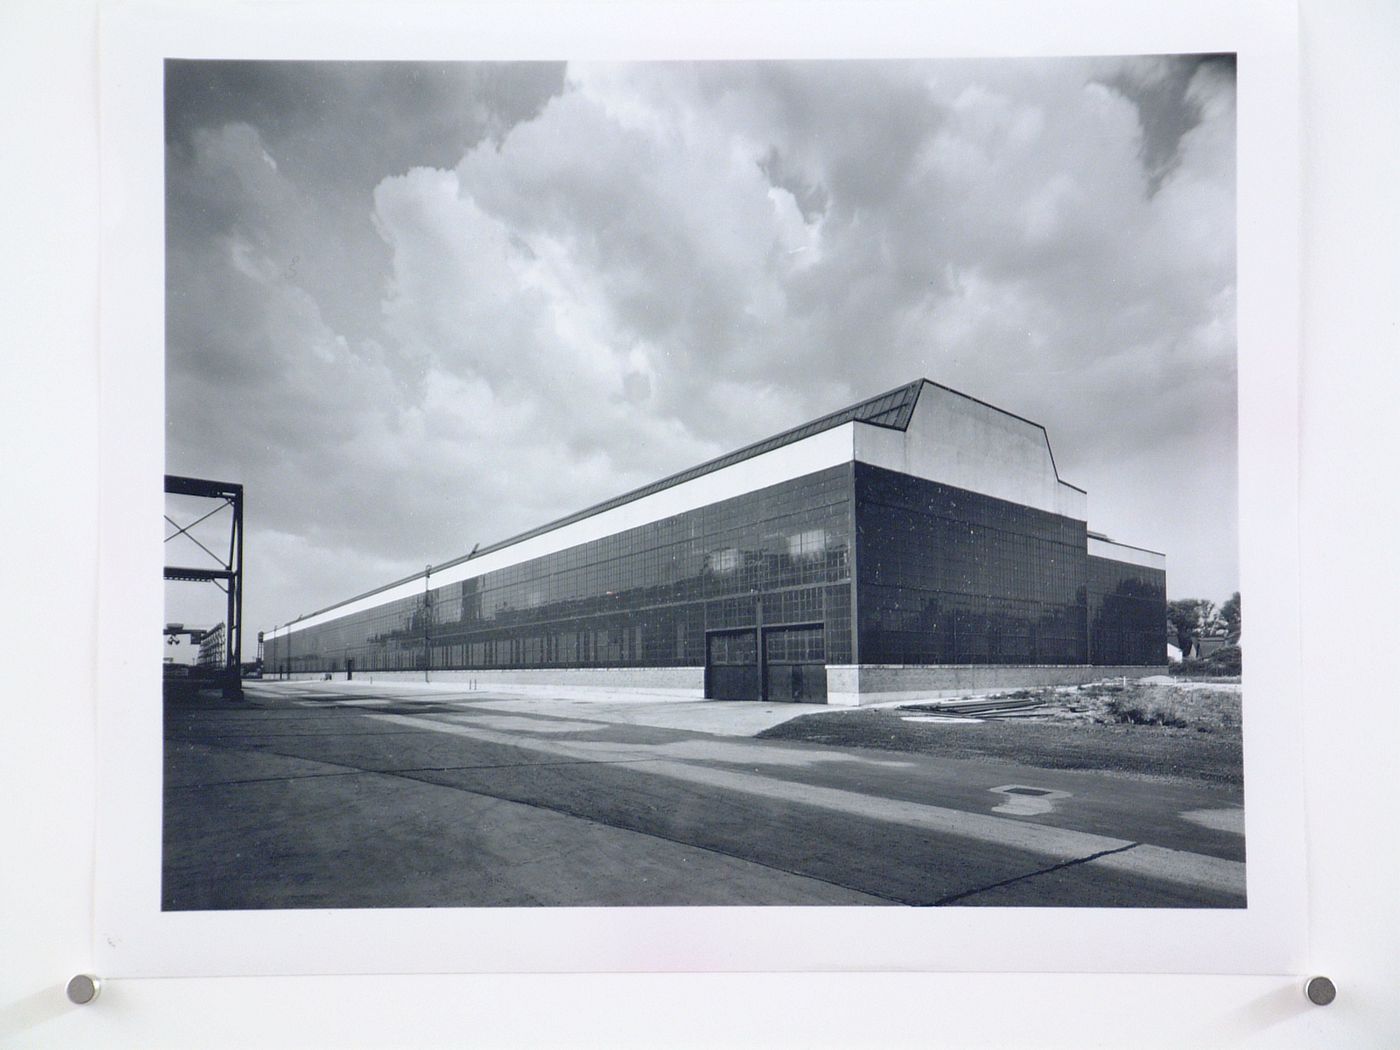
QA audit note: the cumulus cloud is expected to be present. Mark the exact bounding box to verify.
[165,55,1238,633]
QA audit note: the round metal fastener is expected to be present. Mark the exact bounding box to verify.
[66,974,100,1005]
[1306,976,1336,1006]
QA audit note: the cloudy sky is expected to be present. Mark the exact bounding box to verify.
[164,56,1238,639]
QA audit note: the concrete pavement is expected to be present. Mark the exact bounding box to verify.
[163,681,1246,910]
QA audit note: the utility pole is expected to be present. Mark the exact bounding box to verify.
[423,564,433,682]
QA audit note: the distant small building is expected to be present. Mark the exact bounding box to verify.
[1196,636,1231,659]
[163,622,212,669]
[197,622,227,670]
[266,380,1167,704]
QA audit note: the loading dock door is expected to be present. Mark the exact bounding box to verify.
[705,629,760,700]
[764,624,828,702]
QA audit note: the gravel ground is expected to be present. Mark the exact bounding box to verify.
[758,680,1244,786]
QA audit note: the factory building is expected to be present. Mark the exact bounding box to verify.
[264,380,1166,704]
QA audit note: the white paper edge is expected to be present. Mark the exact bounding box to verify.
[94,0,1306,979]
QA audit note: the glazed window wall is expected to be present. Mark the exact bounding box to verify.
[855,463,1089,665]
[1087,555,1167,665]
[265,466,854,675]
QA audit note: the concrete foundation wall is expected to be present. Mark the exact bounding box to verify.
[282,666,705,697]
[824,664,1168,706]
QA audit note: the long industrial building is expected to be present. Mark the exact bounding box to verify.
[264,379,1166,704]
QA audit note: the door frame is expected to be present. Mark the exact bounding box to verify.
[760,620,827,703]
[703,619,828,701]
[703,626,761,700]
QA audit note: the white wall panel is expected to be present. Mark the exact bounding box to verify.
[853,382,1089,520]
[1088,536,1167,570]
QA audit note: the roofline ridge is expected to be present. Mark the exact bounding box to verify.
[1088,535,1166,558]
[276,378,930,628]
[429,378,927,569]
[275,378,1096,630]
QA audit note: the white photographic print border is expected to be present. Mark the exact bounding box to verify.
[95,0,1304,979]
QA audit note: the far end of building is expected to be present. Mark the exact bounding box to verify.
[264,379,1166,704]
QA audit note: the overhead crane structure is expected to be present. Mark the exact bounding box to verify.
[164,474,243,698]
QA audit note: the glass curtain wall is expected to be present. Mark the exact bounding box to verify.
[854,462,1090,665]
[266,465,854,675]
[1087,556,1168,665]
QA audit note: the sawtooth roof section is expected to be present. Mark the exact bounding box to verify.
[435,379,925,573]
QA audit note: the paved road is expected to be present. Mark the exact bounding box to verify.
[163,682,1247,910]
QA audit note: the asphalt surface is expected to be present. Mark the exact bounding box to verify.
[163,681,1247,910]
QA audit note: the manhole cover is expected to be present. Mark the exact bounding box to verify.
[989,784,1072,816]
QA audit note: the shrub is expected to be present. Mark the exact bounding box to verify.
[1084,681,1239,732]
[1105,696,1188,728]
[1171,646,1242,677]
[1203,645,1242,675]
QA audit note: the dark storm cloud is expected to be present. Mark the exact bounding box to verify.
[758,147,829,224]
[165,60,566,173]
[166,61,565,344]
[1099,53,1236,195]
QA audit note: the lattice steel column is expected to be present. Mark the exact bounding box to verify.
[164,475,243,699]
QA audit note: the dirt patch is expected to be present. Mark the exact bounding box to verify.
[758,680,1244,785]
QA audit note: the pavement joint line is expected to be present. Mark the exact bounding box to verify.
[929,842,1143,906]
[168,769,366,789]
[170,711,638,732]
[170,747,673,789]
[366,710,1246,898]
[170,729,507,741]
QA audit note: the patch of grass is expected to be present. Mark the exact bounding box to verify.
[1070,681,1240,733]
[1076,682,1124,696]
[759,679,1244,785]
[1104,695,1188,728]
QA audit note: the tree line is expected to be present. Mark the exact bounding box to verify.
[1167,592,1241,659]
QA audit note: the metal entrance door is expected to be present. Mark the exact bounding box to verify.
[763,624,827,702]
[705,629,760,700]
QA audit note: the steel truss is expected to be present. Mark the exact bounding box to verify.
[164,474,243,698]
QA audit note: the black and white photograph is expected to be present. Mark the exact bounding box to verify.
[161,53,1246,912]
[22,0,1400,1044]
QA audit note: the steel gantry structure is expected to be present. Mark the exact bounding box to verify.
[164,475,243,698]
